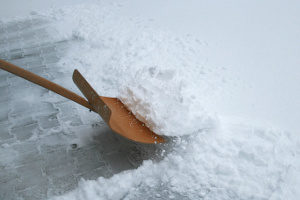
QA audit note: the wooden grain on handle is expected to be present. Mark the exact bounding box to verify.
[0,59,94,111]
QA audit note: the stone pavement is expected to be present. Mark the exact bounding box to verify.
[0,16,157,200]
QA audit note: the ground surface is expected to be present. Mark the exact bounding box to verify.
[0,17,151,200]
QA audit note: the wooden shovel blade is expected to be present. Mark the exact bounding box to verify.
[72,70,165,144]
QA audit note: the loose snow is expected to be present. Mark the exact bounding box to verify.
[43,4,225,137]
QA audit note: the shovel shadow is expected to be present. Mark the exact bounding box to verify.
[70,122,165,180]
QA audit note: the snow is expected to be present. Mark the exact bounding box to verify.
[1,0,300,200]
[54,124,299,199]
[42,4,223,137]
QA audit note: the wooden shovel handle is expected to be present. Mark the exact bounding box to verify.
[0,59,93,111]
[72,69,111,123]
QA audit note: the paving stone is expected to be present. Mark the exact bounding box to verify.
[103,151,134,174]
[40,144,66,154]
[11,122,38,141]
[54,102,83,126]
[6,41,27,52]
[0,122,16,146]
[37,113,60,129]
[10,101,59,120]
[0,85,10,102]
[40,45,56,54]
[22,38,44,49]
[38,131,68,144]
[17,185,48,200]
[46,70,68,82]
[0,169,18,184]
[8,48,24,60]
[0,122,13,140]
[0,138,16,146]
[9,83,48,101]
[0,51,8,59]
[0,145,19,168]
[43,54,60,64]
[0,68,14,78]
[0,178,19,200]
[14,149,43,167]
[15,160,46,191]
[8,55,43,67]
[79,166,112,180]
[0,103,10,124]
[0,30,6,40]
[10,116,36,127]
[0,78,8,87]
[26,64,47,74]
[48,175,79,196]
[23,46,42,57]
[0,39,8,47]
[6,75,32,88]
[45,163,77,180]
[13,141,40,157]
[43,149,74,171]
[72,147,105,174]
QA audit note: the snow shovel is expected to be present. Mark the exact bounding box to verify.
[0,59,164,144]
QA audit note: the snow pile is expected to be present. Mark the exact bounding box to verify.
[53,123,299,200]
[44,4,224,137]
[36,2,300,200]
[116,35,219,136]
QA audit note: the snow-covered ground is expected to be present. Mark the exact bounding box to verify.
[1,0,299,200]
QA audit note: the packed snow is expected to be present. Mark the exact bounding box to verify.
[1,0,300,200]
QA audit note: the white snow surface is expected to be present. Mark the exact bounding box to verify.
[2,1,299,199]
[54,125,299,200]
[44,4,222,137]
